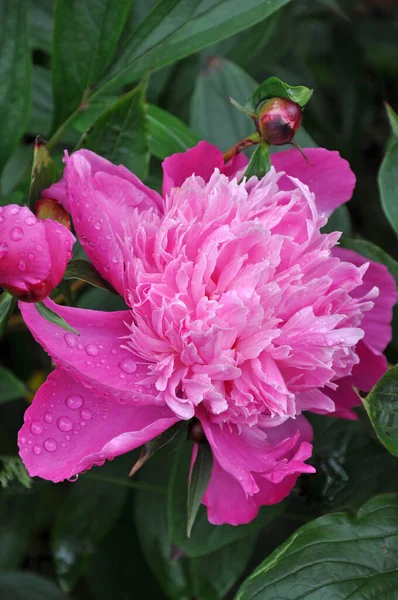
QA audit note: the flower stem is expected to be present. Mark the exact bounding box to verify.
[223,132,261,163]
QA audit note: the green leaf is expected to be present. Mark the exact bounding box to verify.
[363,365,398,456]
[0,458,31,490]
[385,103,398,140]
[134,447,190,598]
[34,302,79,336]
[243,143,271,180]
[379,141,398,237]
[148,104,199,159]
[0,0,31,175]
[28,137,59,208]
[190,57,257,150]
[0,367,26,404]
[245,76,313,113]
[187,443,213,537]
[51,0,132,128]
[64,259,116,294]
[340,237,398,285]
[28,0,54,53]
[52,473,127,591]
[78,77,150,180]
[168,444,284,558]
[27,67,53,136]
[0,292,15,335]
[236,494,398,600]
[96,0,293,96]
[0,572,63,600]
[129,421,183,477]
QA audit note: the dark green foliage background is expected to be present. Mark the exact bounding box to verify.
[1,1,398,599]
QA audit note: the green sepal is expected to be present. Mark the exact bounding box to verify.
[385,103,398,139]
[28,136,59,209]
[245,76,313,113]
[35,301,79,335]
[242,142,271,180]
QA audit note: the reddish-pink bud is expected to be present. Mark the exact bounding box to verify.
[35,197,72,231]
[188,419,207,444]
[257,98,303,146]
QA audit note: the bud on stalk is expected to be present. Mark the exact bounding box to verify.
[257,97,303,146]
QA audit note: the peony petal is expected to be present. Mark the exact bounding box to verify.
[61,150,163,295]
[19,299,159,405]
[202,415,314,525]
[271,148,356,216]
[18,368,178,482]
[42,179,69,212]
[333,247,397,354]
[0,204,74,301]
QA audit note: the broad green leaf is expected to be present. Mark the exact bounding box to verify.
[52,474,127,591]
[28,0,54,52]
[245,76,313,113]
[134,447,190,598]
[96,0,293,96]
[78,77,150,180]
[77,287,128,312]
[0,458,31,490]
[129,421,183,477]
[379,142,398,237]
[243,143,271,180]
[385,103,398,139]
[363,365,398,456]
[190,57,257,150]
[0,367,26,404]
[27,67,53,136]
[340,238,398,285]
[236,494,398,600]
[86,502,167,600]
[35,302,79,336]
[64,259,116,294]
[187,443,212,537]
[28,137,59,208]
[168,444,284,557]
[0,0,31,175]
[0,572,63,600]
[148,104,199,159]
[0,292,15,335]
[322,205,352,236]
[51,0,132,128]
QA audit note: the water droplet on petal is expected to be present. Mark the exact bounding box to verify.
[36,244,43,251]
[64,333,77,348]
[24,215,37,226]
[44,438,57,452]
[18,260,26,271]
[33,445,42,455]
[118,358,137,374]
[68,474,79,482]
[86,344,99,357]
[0,242,8,259]
[57,416,73,432]
[30,421,43,435]
[80,408,92,420]
[28,252,35,260]
[10,226,24,241]
[44,411,53,424]
[66,394,83,409]
[9,206,20,215]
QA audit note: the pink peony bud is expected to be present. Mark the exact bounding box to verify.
[258,97,303,146]
[0,204,75,302]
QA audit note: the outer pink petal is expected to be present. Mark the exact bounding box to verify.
[202,415,314,525]
[162,141,224,198]
[333,247,397,354]
[0,205,74,300]
[18,368,179,482]
[19,299,159,405]
[271,148,356,216]
[42,179,69,212]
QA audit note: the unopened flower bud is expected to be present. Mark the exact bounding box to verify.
[35,197,72,230]
[258,97,302,146]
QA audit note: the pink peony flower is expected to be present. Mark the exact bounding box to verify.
[0,204,75,302]
[18,142,396,525]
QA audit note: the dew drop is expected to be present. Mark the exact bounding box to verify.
[36,244,44,251]
[0,242,8,259]
[30,421,43,435]
[80,408,92,420]
[64,333,77,348]
[28,252,35,260]
[86,344,99,357]
[10,226,24,241]
[18,260,26,271]
[44,438,57,452]
[44,411,53,424]
[68,474,79,482]
[33,445,42,455]
[94,221,102,230]
[110,348,117,355]
[57,416,73,432]
[24,215,37,226]
[66,394,83,409]
[9,206,20,215]
[119,358,137,375]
